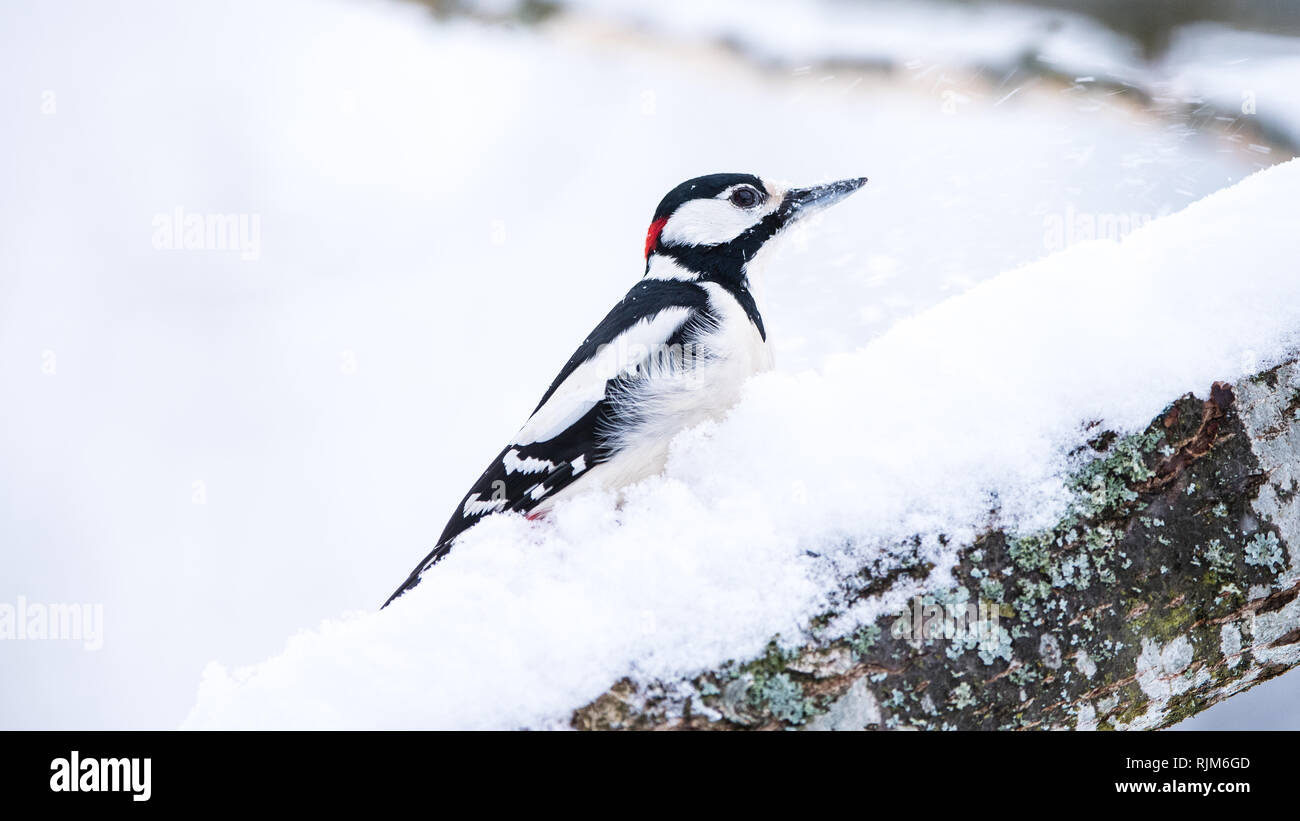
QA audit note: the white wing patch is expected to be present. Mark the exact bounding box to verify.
[502,448,555,475]
[463,493,507,517]
[511,306,694,446]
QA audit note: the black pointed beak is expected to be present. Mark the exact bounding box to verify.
[779,177,868,225]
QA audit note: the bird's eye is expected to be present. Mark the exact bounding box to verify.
[729,187,760,208]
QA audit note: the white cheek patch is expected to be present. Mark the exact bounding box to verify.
[659,198,765,247]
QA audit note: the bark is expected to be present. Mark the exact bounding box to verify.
[572,360,1300,730]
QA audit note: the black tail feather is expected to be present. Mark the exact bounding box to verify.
[380,459,580,609]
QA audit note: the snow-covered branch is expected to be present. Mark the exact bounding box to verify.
[183,160,1300,731]
[574,368,1300,729]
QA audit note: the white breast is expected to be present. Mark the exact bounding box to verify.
[692,280,776,406]
[536,282,772,512]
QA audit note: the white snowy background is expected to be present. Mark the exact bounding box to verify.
[1,0,1297,729]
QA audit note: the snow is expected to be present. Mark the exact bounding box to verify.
[0,0,1293,729]
[528,0,1300,146]
[183,158,1300,728]
[1161,23,1300,151]
[521,0,1146,80]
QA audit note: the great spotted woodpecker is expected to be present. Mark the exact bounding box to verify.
[384,173,866,607]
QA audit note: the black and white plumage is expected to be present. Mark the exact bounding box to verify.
[383,173,866,607]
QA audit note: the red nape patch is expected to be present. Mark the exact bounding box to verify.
[644,217,668,260]
[526,510,546,521]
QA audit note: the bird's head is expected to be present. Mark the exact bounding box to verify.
[642,173,867,281]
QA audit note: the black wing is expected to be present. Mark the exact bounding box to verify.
[382,279,715,607]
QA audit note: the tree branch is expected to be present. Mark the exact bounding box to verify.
[573,360,1300,730]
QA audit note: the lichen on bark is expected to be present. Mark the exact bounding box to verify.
[571,361,1300,730]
